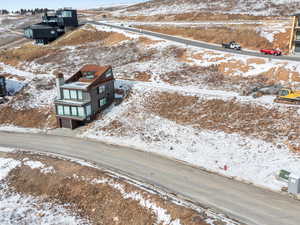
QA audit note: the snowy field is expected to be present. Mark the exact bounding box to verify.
[0,23,299,194]
[0,150,90,225]
[114,0,300,17]
[0,148,238,225]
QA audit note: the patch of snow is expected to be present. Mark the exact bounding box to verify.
[0,158,20,180]
[23,160,55,174]
[0,157,89,225]
[0,147,15,153]
[0,125,42,133]
[82,86,300,191]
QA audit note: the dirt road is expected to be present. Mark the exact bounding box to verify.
[1,131,300,225]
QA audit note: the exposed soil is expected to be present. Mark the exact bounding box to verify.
[0,106,56,129]
[3,152,219,225]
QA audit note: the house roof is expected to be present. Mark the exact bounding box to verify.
[80,65,111,78]
[64,64,113,91]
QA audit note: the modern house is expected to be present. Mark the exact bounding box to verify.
[24,9,78,44]
[54,65,115,129]
[0,76,6,98]
[289,13,300,55]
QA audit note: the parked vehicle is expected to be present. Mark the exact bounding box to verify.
[221,41,241,50]
[260,48,282,56]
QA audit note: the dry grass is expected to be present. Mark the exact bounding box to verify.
[0,106,56,129]
[0,44,56,66]
[116,12,271,22]
[135,25,272,50]
[6,152,213,225]
[143,92,299,148]
[52,26,111,46]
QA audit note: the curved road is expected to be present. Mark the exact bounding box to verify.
[1,131,300,225]
[89,21,300,62]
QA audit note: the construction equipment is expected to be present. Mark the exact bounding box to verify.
[243,84,282,98]
[274,88,300,105]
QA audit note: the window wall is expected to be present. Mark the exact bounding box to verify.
[63,89,83,101]
[57,104,91,118]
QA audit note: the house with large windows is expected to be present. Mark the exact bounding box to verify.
[24,9,78,44]
[54,65,115,129]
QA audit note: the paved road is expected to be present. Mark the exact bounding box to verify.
[1,131,300,225]
[89,21,300,62]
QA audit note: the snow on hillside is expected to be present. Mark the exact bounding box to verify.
[0,23,300,193]
[115,0,300,16]
[0,156,90,225]
[82,82,300,192]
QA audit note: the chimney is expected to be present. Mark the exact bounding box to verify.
[56,73,64,99]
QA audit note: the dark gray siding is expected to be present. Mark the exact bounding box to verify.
[89,80,115,116]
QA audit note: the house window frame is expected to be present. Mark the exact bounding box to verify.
[99,98,107,107]
[57,105,64,115]
[98,85,105,94]
[71,106,78,116]
[63,89,70,99]
[78,107,85,117]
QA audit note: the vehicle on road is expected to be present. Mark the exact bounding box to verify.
[221,41,241,50]
[274,88,300,105]
[260,48,282,56]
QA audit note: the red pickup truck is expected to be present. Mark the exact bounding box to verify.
[260,49,282,56]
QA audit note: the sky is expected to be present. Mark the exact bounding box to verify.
[1,0,147,11]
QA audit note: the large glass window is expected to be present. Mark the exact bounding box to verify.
[99,98,107,107]
[98,85,105,94]
[78,107,85,117]
[63,106,70,115]
[57,105,64,115]
[70,90,77,99]
[62,11,72,18]
[77,90,83,100]
[86,105,92,116]
[63,89,70,99]
[105,70,113,78]
[71,106,78,116]
[296,31,300,41]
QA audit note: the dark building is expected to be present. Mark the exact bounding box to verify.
[54,65,115,129]
[289,13,300,55]
[0,76,6,98]
[24,9,78,44]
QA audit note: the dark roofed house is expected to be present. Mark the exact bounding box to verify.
[54,65,115,129]
[24,9,78,44]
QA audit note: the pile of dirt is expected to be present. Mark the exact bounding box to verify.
[134,25,272,50]
[5,152,215,225]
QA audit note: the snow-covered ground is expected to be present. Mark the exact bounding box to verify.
[0,148,239,225]
[0,154,90,225]
[0,22,299,194]
[82,83,300,192]
[114,0,300,17]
